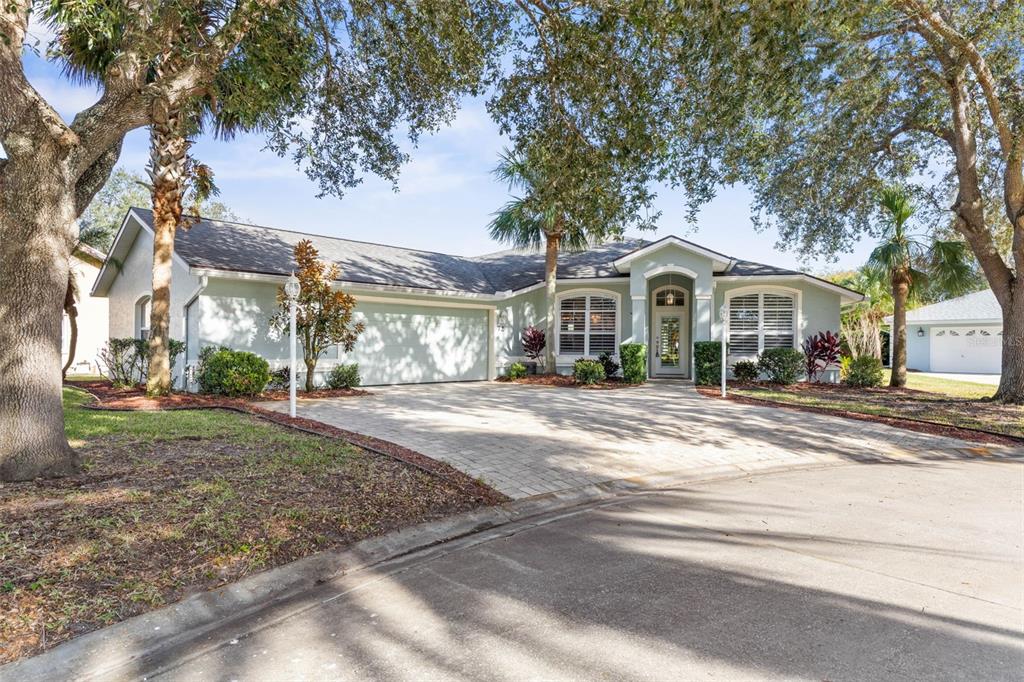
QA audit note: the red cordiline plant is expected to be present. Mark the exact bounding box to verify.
[802,331,842,383]
[521,326,546,362]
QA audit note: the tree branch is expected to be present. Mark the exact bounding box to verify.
[74,141,123,218]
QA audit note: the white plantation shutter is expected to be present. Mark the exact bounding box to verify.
[728,292,796,356]
[728,294,760,355]
[762,294,795,349]
[557,294,618,356]
[588,296,617,354]
[559,296,586,355]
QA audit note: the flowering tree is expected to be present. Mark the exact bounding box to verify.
[270,240,365,392]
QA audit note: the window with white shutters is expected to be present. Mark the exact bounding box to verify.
[557,294,618,356]
[727,292,796,356]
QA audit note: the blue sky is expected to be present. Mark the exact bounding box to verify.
[22,28,876,273]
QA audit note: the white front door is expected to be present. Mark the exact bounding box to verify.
[653,312,686,376]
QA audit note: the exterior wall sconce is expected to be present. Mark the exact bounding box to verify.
[916,327,925,337]
[497,310,510,331]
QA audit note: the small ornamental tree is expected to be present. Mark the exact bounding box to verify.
[270,240,365,391]
[801,331,842,383]
[520,326,546,364]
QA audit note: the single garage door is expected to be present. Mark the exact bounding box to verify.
[929,326,1002,374]
[345,302,489,385]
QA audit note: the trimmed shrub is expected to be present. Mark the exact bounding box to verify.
[843,356,884,388]
[619,343,647,384]
[506,362,527,380]
[731,359,760,383]
[327,363,361,389]
[597,351,620,378]
[693,341,722,386]
[573,358,606,385]
[198,349,270,397]
[757,348,805,385]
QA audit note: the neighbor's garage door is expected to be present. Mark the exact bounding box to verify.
[929,326,1002,374]
[347,302,489,385]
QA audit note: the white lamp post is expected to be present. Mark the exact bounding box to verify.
[285,272,301,418]
[719,303,728,398]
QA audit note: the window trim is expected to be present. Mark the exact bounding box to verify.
[724,286,802,357]
[136,295,152,341]
[555,289,622,360]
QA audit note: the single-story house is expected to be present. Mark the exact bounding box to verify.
[64,242,110,376]
[91,208,863,388]
[885,289,1003,374]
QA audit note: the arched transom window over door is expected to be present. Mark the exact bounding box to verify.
[558,293,618,356]
[728,292,795,356]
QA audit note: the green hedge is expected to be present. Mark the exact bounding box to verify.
[197,349,270,397]
[757,348,804,384]
[327,363,361,389]
[843,356,883,387]
[619,343,647,384]
[573,358,606,385]
[506,362,527,380]
[693,341,722,386]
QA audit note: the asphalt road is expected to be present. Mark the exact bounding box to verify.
[139,460,1024,681]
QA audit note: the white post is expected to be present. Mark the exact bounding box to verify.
[285,272,301,419]
[719,303,728,397]
[289,296,297,418]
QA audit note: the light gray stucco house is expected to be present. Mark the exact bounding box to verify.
[91,208,863,388]
[885,289,1002,375]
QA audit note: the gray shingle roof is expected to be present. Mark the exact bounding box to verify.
[889,289,1002,323]
[131,208,853,297]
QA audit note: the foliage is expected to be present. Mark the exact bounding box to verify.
[693,341,722,386]
[269,240,365,392]
[597,352,620,379]
[77,170,238,251]
[520,326,546,362]
[829,268,891,360]
[573,359,605,386]
[844,357,884,389]
[619,343,647,385]
[506,362,527,380]
[731,360,759,383]
[267,367,291,391]
[801,331,842,383]
[840,356,853,383]
[326,364,361,390]
[98,337,184,387]
[197,349,270,397]
[757,349,805,385]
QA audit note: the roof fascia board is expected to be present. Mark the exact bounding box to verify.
[885,317,1002,326]
[90,210,140,296]
[612,236,731,271]
[510,276,630,295]
[713,274,865,302]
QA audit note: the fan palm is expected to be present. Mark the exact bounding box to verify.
[868,188,974,388]
[489,150,590,373]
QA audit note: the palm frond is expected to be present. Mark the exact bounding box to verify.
[906,267,929,305]
[867,240,907,274]
[879,186,916,232]
[488,199,544,250]
[929,240,976,297]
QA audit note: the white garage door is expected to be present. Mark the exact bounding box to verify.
[929,326,1002,374]
[346,303,490,385]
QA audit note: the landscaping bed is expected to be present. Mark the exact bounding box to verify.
[697,381,1023,444]
[0,387,504,664]
[496,374,641,390]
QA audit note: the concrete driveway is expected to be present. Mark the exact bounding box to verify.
[264,382,1003,499]
[136,460,1024,681]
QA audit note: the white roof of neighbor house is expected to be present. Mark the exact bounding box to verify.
[886,289,1001,324]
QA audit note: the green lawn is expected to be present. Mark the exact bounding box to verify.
[731,374,1021,439]
[880,370,996,399]
[1,388,486,663]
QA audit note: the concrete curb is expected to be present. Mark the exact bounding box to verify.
[3,453,1019,682]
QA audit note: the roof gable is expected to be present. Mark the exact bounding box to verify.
[612,236,732,271]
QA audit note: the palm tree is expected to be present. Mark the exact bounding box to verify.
[489,151,590,373]
[868,188,974,388]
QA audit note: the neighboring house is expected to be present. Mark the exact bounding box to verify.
[885,289,1002,374]
[91,208,863,388]
[64,243,110,375]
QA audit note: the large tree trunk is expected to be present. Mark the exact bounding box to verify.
[61,274,79,380]
[0,163,82,481]
[146,101,188,396]
[543,231,561,374]
[889,274,909,388]
[994,282,1024,403]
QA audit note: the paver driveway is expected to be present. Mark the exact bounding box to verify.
[265,381,1010,498]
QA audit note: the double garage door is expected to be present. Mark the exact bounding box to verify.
[929,326,1002,374]
[345,302,490,386]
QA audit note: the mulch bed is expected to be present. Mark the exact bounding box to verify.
[696,383,1022,446]
[67,380,502,503]
[496,375,641,390]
